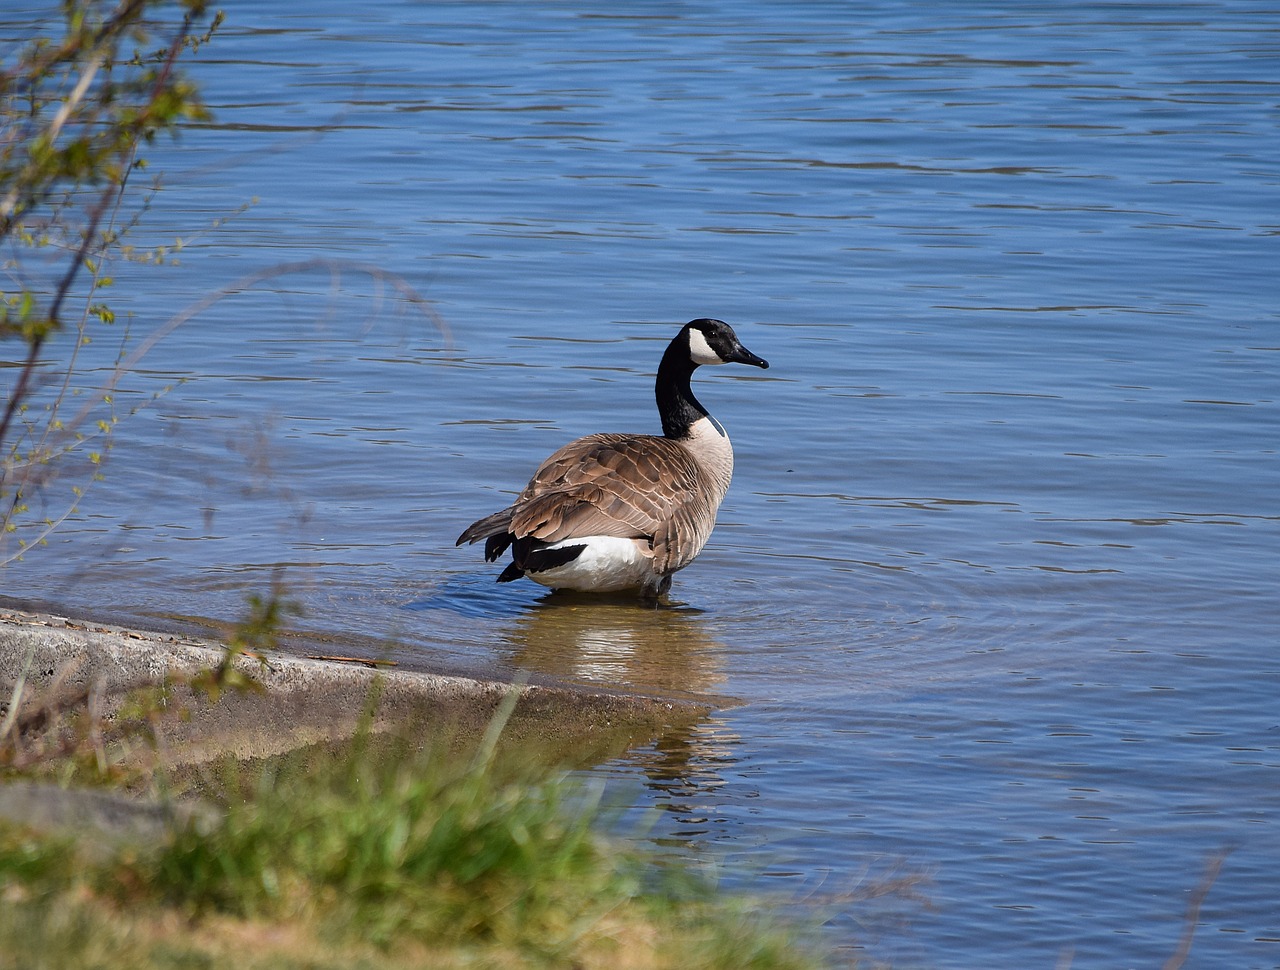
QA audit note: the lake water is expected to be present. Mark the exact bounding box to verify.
[3,1,1278,966]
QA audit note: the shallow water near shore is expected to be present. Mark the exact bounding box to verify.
[3,1,1278,966]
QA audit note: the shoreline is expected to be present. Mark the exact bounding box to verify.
[1,604,714,775]
[0,619,824,970]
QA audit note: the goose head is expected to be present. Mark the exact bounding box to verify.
[684,318,770,370]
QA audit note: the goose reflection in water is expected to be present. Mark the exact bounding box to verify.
[498,593,727,700]
[410,579,740,822]
[501,593,742,835]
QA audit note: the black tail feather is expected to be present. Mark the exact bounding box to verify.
[522,542,586,574]
[494,537,588,583]
[484,532,513,562]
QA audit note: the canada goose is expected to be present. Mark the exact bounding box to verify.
[456,318,769,599]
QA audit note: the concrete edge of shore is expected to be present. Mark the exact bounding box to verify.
[0,607,713,841]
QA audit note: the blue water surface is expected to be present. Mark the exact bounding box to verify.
[2,2,1278,966]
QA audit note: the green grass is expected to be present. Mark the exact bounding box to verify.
[0,721,834,970]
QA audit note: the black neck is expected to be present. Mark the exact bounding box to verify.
[656,338,708,439]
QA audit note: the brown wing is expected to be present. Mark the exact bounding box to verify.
[508,433,715,574]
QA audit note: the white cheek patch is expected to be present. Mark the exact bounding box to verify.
[687,327,725,365]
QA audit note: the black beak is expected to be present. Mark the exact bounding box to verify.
[726,342,769,369]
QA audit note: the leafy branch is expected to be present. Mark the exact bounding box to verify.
[1,0,221,558]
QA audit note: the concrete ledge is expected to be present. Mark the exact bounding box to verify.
[0,608,712,769]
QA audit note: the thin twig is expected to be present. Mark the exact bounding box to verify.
[1163,849,1230,970]
[55,257,448,443]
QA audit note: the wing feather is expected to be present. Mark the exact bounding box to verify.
[511,433,715,574]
